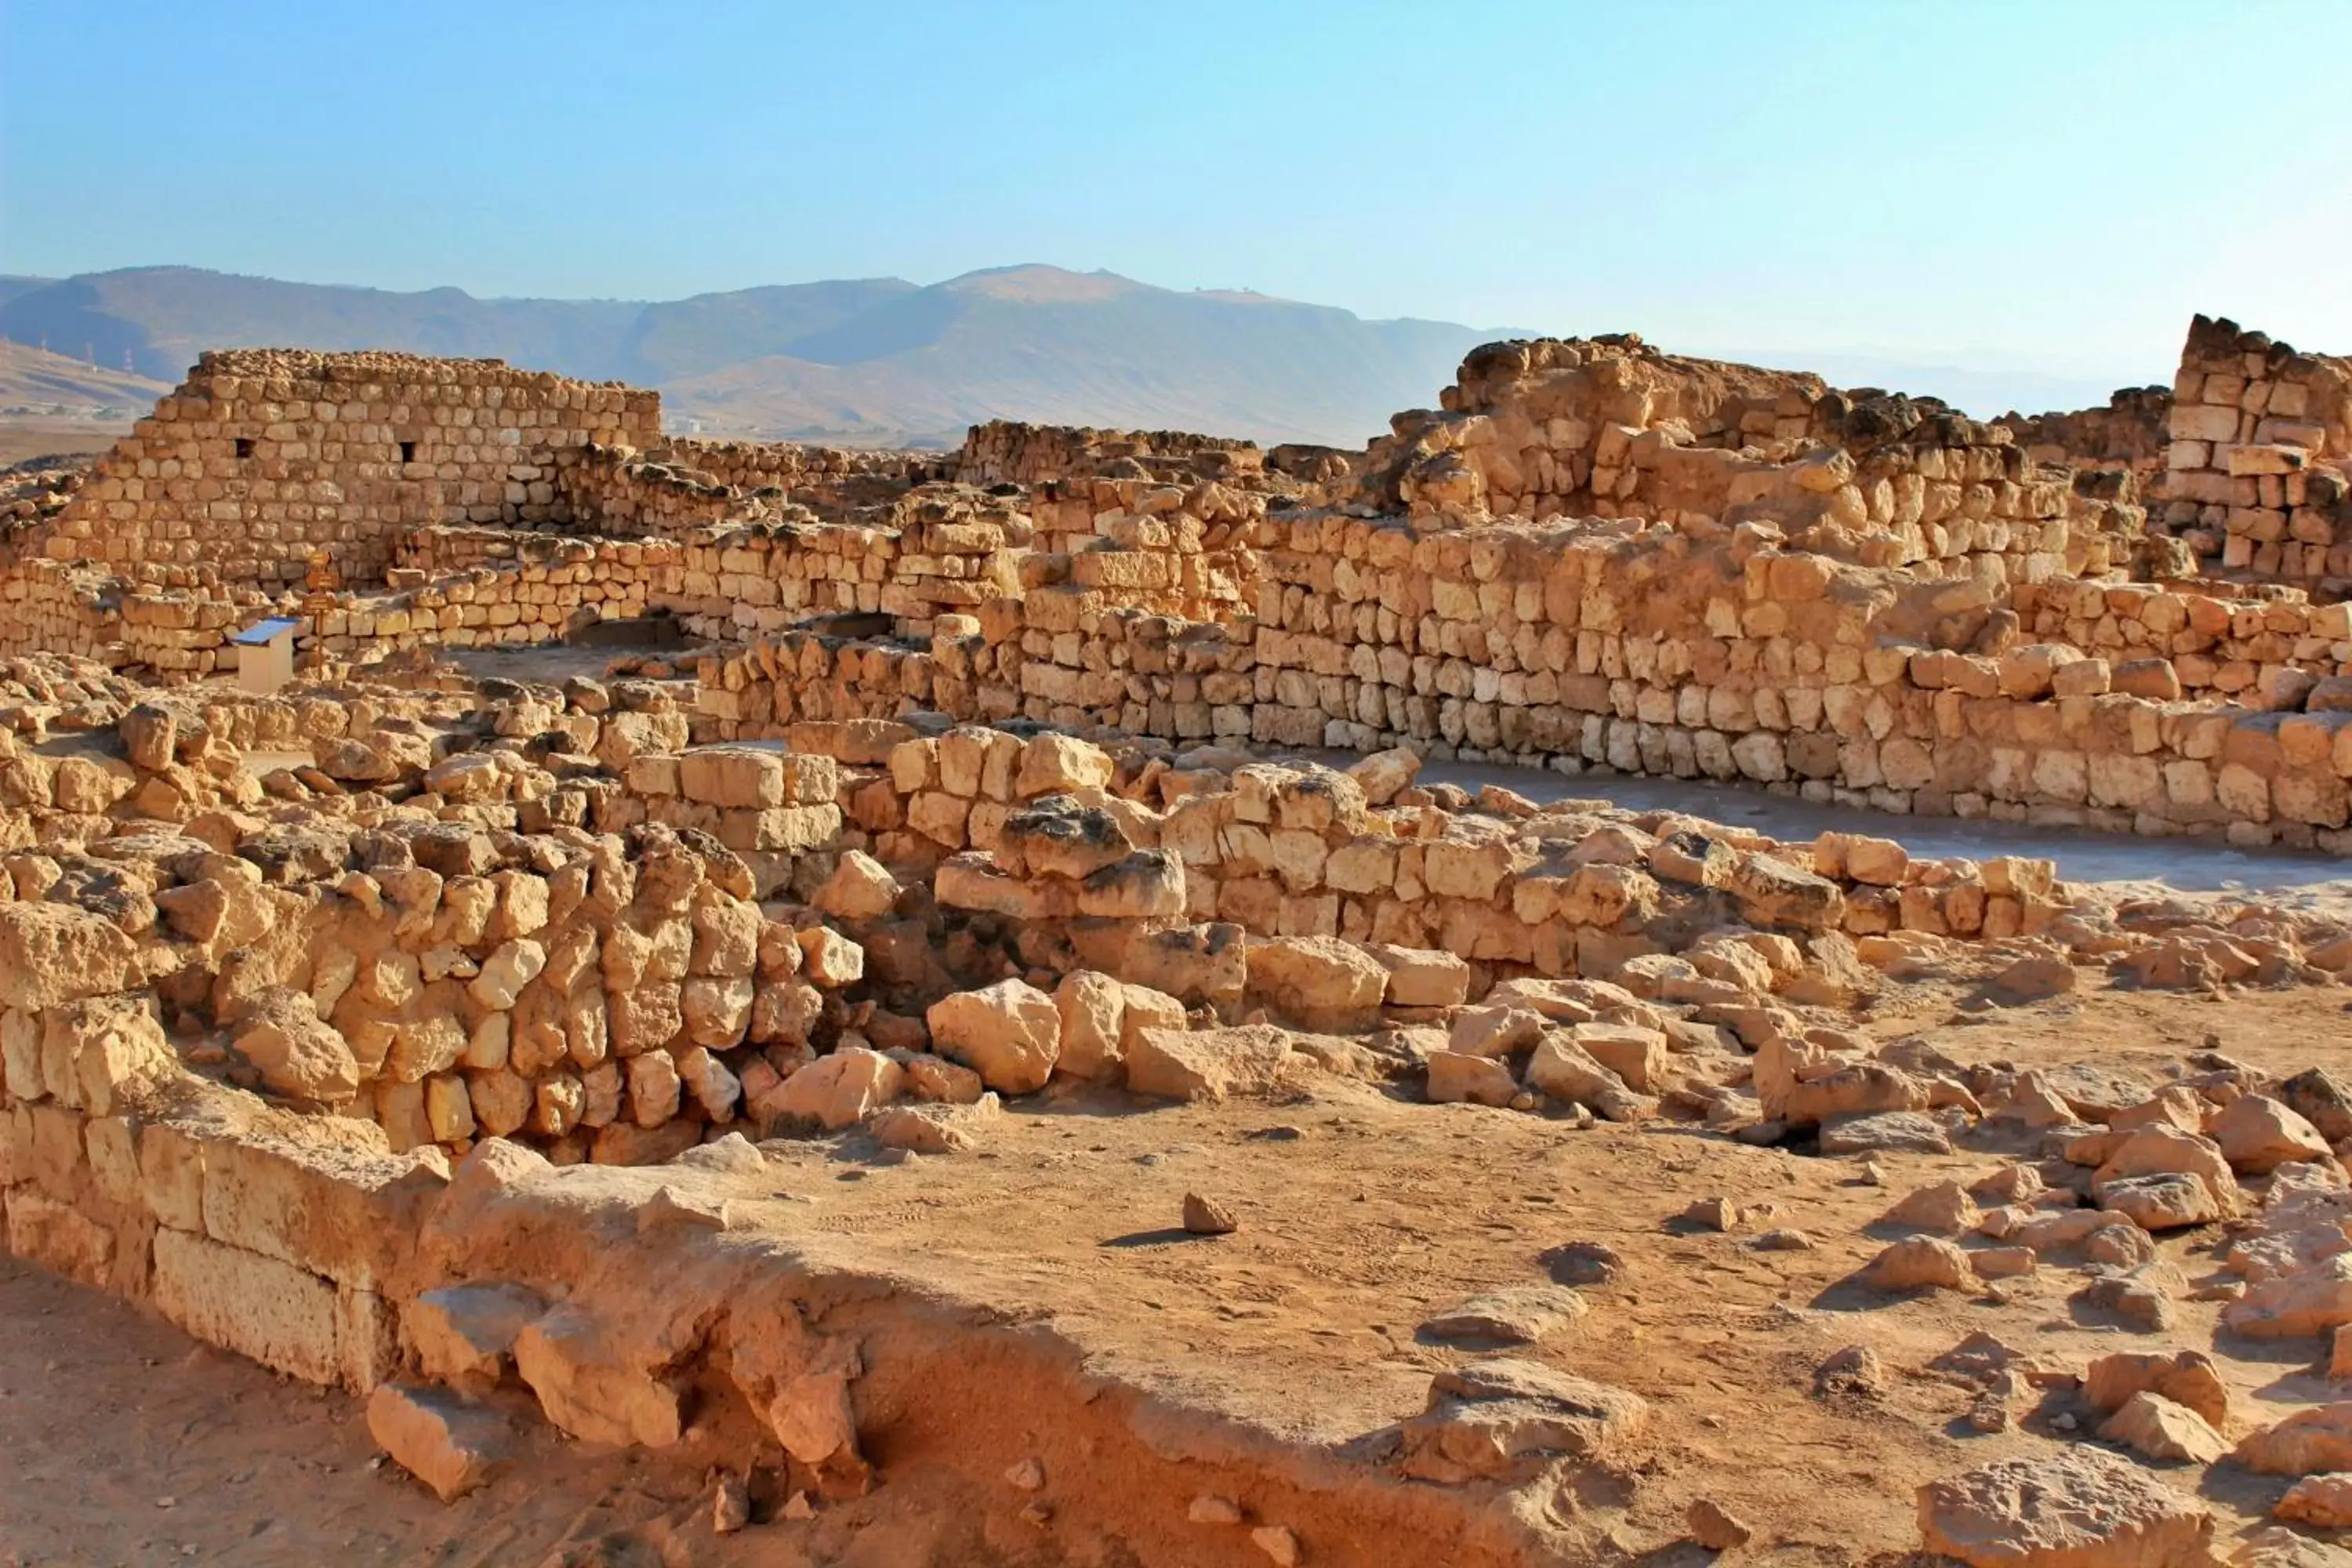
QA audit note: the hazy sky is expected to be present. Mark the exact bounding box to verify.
[7,0,2350,390]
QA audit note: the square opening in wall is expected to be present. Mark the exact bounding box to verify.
[398,440,417,463]
[234,437,254,459]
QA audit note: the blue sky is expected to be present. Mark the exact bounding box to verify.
[6,0,2351,394]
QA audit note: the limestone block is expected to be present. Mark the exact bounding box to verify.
[200,1131,437,1290]
[51,994,179,1118]
[139,1120,206,1232]
[153,1227,343,1385]
[1125,1024,1301,1102]
[927,980,1061,1094]
[513,1303,684,1448]
[814,850,901,921]
[1369,943,1472,1007]
[405,1280,546,1393]
[4,1187,114,1287]
[1052,971,1126,1082]
[1244,935,1387,1025]
[1427,1051,1517,1107]
[367,1383,517,1501]
[768,1047,904,1130]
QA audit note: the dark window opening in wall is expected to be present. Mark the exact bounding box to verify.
[234,437,254,459]
[398,440,417,464]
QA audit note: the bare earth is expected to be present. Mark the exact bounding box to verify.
[9,953,2352,1565]
[0,419,128,466]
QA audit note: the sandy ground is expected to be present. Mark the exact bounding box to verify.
[9,961,2352,1564]
[0,1258,1087,1567]
[0,1254,720,1566]
[0,419,125,466]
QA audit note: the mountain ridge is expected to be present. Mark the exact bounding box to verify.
[0,264,2141,447]
[0,264,1521,448]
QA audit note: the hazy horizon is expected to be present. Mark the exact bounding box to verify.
[7,0,2351,416]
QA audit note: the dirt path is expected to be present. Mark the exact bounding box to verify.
[1397,749,2352,900]
[0,1257,720,1567]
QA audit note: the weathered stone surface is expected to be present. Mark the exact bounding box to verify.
[0,902,141,1011]
[2212,1094,2332,1174]
[512,1304,683,1449]
[405,1281,546,1394]
[233,988,360,1104]
[1916,1450,2212,1568]
[2083,1350,2230,1428]
[2277,1475,2352,1528]
[2227,1254,2352,1339]
[870,1094,1000,1155]
[769,1047,904,1131]
[2236,1403,2352,1476]
[1820,1110,1951,1155]
[2097,1171,2224,1232]
[1368,943,1471,1007]
[1014,734,1113,799]
[2234,1523,2352,1568]
[1881,1181,1980,1236]
[1525,1033,1648,1122]
[813,850,901,921]
[366,1383,517,1501]
[1125,1025,1301,1102]
[5,1189,113,1287]
[1418,1286,1587,1346]
[1399,1359,1647,1484]
[1425,1050,1518,1107]
[1243,935,1387,1025]
[1182,1192,1239,1235]
[926,980,1061,1094]
[152,1228,343,1387]
[2098,1392,2227,1464]
[1860,1236,1973,1293]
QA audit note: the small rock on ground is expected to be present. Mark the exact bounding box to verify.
[1183,1192,1240,1235]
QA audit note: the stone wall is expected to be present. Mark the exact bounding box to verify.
[31,325,2352,855]
[2003,386,2173,483]
[27,350,659,587]
[956,419,1265,487]
[2157,315,2352,588]
[658,437,946,517]
[1357,336,2148,586]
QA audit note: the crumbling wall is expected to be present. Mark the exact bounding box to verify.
[1358,336,2147,584]
[957,420,1265,487]
[2002,386,2172,482]
[658,437,946,517]
[2157,315,2352,588]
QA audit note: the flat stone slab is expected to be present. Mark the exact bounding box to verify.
[1821,1110,1952,1156]
[1418,1285,1588,1345]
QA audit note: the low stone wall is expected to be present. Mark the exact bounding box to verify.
[658,437,944,517]
[956,419,1264,487]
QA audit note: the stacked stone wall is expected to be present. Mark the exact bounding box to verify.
[1363,336,2148,585]
[2003,386,2173,483]
[2158,315,2352,588]
[956,419,1264,487]
[26,350,658,588]
[657,437,946,517]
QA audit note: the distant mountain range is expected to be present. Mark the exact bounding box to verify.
[0,265,1523,448]
[0,264,2146,448]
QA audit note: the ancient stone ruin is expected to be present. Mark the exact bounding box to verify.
[9,320,2352,1563]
